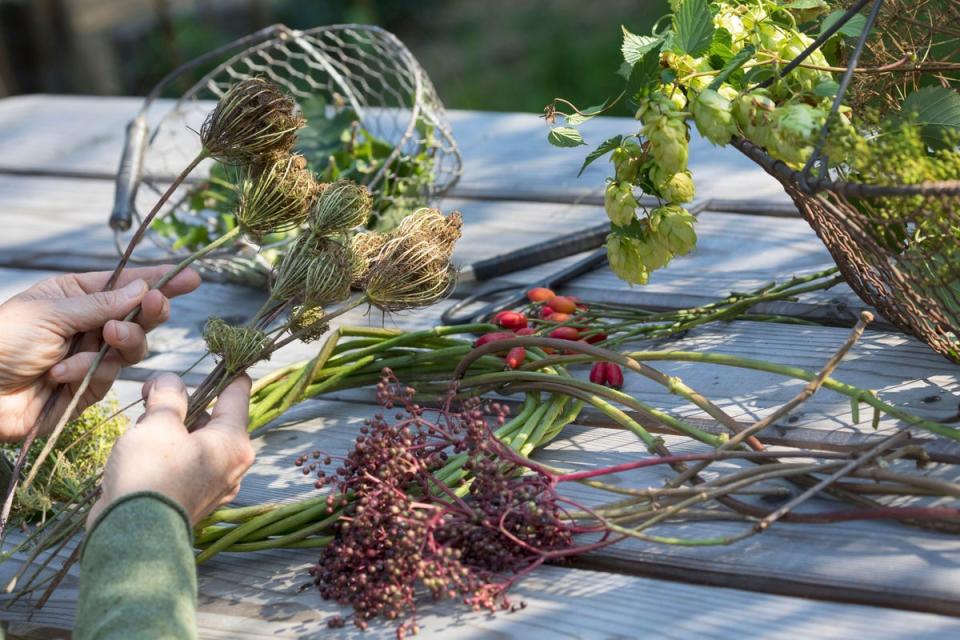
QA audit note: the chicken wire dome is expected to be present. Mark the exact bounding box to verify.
[109,23,461,282]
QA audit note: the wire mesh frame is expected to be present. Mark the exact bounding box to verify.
[733,0,960,360]
[114,23,462,279]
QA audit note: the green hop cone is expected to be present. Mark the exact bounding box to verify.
[769,103,826,166]
[733,91,776,149]
[604,181,638,227]
[715,7,747,40]
[649,205,697,256]
[781,33,830,91]
[643,116,689,175]
[611,141,643,183]
[691,89,736,146]
[606,233,649,285]
[650,166,695,204]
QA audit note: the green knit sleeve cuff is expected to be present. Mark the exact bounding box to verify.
[76,491,198,640]
[81,491,193,557]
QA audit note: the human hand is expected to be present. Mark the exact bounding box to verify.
[87,373,255,528]
[0,266,200,442]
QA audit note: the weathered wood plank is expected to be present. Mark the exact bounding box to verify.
[0,174,863,317]
[205,398,960,615]
[0,267,955,452]
[0,95,789,205]
[3,380,960,630]
[4,385,960,634]
[7,555,958,639]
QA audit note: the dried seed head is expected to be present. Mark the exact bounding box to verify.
[304,238,354,306]
[364,237,457,311]
[290,304,330,342]
[395,209,463,262]
[270,234,323,301]
[363,210,462,311]
[349,231,390,287]
[200,78,304,163]
[203,317,271,373]
[236,153,320,240]
[310,181,373,236]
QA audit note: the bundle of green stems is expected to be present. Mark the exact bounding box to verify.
[189,314,960,564]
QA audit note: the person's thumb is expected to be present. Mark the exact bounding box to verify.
[49,279,148,335]
[140,373,189,428]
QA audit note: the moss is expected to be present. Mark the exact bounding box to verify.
[0,399,128,522]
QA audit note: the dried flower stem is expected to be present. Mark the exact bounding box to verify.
[18,227,242,495]
[0,152,210,537]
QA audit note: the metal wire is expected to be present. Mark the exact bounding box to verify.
[117,23,461,283]
[736,1,960,361]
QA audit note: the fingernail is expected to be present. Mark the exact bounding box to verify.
[121,279,148,300]
[114,322,129,341]
[51,363,66,379]
[153,373,182,392]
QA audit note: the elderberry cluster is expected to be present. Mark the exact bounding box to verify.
[295,369,574,636]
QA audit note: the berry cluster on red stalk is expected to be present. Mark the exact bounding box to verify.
[299,370,611,637]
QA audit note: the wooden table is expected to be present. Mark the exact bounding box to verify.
[1,95,960,639]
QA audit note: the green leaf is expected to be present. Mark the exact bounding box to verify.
[578,135,624,177]
[621,25,662,64]
[548,126,587,148]
[625,44,664,101]
[813,79,839,97]
[707,44,756,91]
[567,99,612,126]
[819,10,867,38]
[784,0,827,9]
[673,0,715,57]
[902,86,960,149]
[710,27,734,63]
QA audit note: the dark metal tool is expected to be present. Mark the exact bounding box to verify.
[457,221,608,283]
[441,247,608,325]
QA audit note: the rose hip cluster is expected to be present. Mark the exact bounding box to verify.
[299,370,576,636]
[473,287,624,388]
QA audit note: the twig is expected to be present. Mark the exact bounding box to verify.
[755,431,911,532]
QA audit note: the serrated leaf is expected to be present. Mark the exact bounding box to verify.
[547,126,587,148]
[626,44,663,101]
[820,10,867,38]
[578,135,624,177]
[710,27,734,63]
[673,0,715,57]
[708,44,756,90]
[902,86,960,149]
[813,79,839,97]
[621,25,662,65]
[785,0,827,8]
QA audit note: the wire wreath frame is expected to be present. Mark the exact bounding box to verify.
[109,23,462,284]
[735,0,960,361]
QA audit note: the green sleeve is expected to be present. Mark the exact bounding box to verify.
[75,492,198,640]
